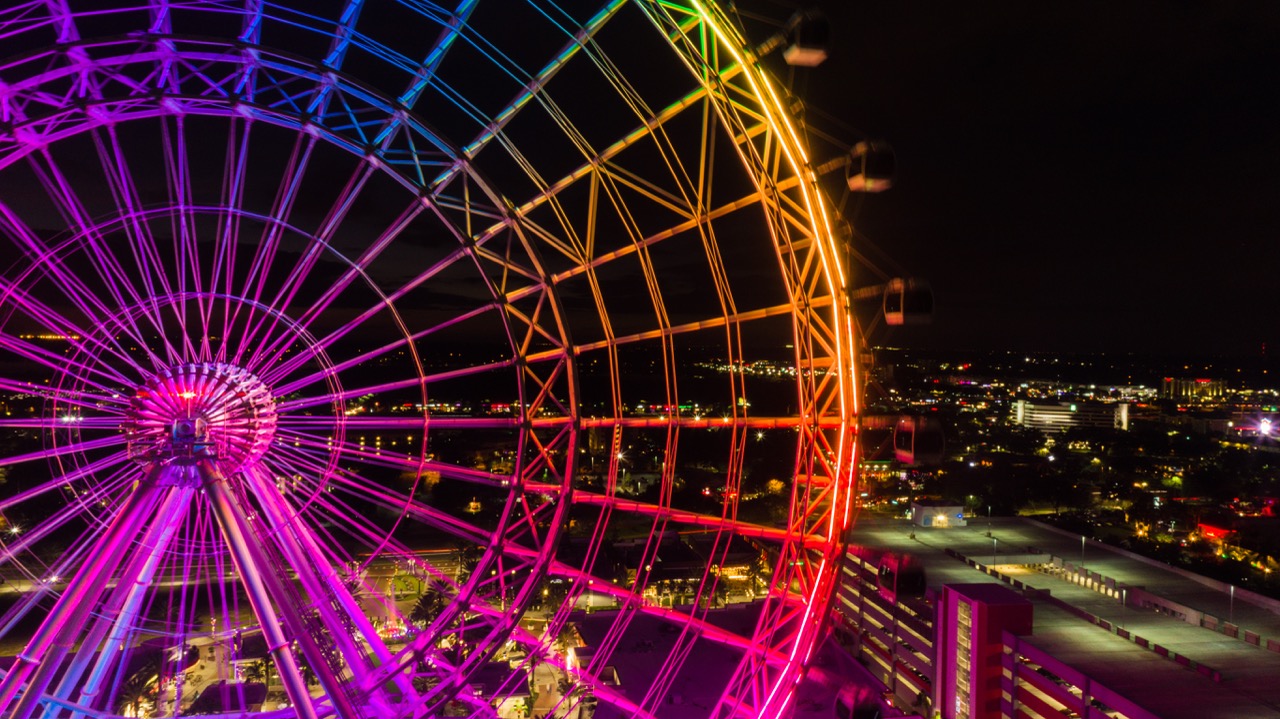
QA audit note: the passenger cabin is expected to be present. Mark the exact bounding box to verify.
[782,11,830,67]
[877,552,927,605]
[894,415,945,465]
[883,277,933,326]
[846,140,895,192]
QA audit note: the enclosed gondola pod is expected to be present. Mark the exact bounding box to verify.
[782,10,831,67]
[883,277,933,326]
[846,140,895,192]
[877,552,927,604]
[894,415,945,466]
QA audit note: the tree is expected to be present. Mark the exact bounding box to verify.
[410,580,449,627]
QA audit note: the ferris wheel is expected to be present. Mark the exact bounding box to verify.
[0,2,860,718]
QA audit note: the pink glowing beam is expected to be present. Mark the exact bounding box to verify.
[273,356,531,414]
[267,301,499,396]
[272,428,513,489]
[258,240,494,386]
[0,433,127,470]
[230,132,318,368]
[242,164,412,375]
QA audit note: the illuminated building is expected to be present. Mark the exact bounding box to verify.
[912,500,968,528]
[1013,400,1129,432]
[935,584,1032,719]
[1161,377,1226,402]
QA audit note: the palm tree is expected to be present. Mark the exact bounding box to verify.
[410,579,449,627]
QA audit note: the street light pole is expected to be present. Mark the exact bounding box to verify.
[1081,535,1086,572]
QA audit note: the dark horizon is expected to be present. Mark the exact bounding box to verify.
[777,2,1280,357]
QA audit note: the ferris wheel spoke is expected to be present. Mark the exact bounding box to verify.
[0,267,147,386]
[0,341,134,400]
[26,150,183,366]
[0,478,138,635]
[470,72,721,251]
[208,118,253,364]
[202,461,359,719]
[242,168,386,373]
[0,448,132,517]
[389,0,478,122]
[239,465,418,708]
[428,1,627,193]
[245,201,427,378]
[0,433,128,472]
[160,116,209,363]
[252,447,491,598]
[300,466,491,548]
[229,132,318,368]
[0,472,166,716]
[0,274,142,382]
[280,476,480,594]
[90,125,191,362]
[266,300,500,394]
[0,535,101,652]
[273,352,543,413]
[259,241,495,387]
[46,484,195,715]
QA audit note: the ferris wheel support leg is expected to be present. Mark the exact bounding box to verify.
[242,467,416,709]
[0,476,165,718]
[203,466,322,719]
[55,484,196,718]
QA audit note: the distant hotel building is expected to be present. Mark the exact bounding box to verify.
[1161,377,1225,402]
[1013,401,1129,432]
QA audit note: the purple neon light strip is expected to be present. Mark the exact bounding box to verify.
[244,197,425,376]
[230,132,318,368]
[264,443,491,549]
[240,160,380,372]
[90,125,187,365]
[266,300,499,396]
[26,149,181,369]
[257,240,495,385]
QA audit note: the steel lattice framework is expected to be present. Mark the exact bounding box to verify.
[0,1,860,717]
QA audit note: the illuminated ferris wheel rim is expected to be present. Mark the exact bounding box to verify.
[0,1,860,717]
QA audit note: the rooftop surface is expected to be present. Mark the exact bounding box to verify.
[849,513,1280,719]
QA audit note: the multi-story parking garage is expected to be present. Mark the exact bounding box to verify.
[834,515,1280,719]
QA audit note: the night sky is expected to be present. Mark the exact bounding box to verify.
[783,2,1280,356]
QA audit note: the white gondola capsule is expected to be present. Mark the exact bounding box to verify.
[883,277,933,326]
[846,140,895,192]
[782,11,830,67]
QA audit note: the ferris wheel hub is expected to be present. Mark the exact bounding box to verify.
[125,362,278,470]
